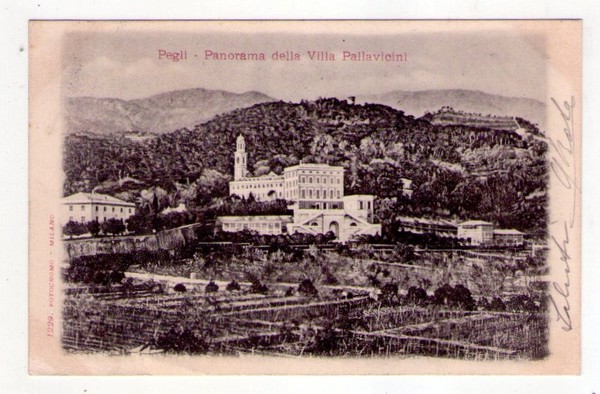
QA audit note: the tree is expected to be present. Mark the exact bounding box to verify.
[87,220,101,237]
[101,218,126,236]
[63,220,87,238]
[126,214,153,234]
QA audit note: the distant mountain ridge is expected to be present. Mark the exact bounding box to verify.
[359,89,546,131]
[64,88,275,135]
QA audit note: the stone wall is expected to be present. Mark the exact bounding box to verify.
[63,224,201,261]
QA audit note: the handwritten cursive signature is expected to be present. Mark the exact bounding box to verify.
[548,96,577,331]
[549,222,571,331]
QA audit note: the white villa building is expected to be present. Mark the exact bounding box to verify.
[221,135,383,241]
[61,192,136,224]
[457,220,494,246]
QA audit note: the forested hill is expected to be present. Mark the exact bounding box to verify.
[63,98,548,235]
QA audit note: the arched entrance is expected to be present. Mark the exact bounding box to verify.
[328,221,339,239]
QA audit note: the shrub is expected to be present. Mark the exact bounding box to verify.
[109,270,125,284]
[250,280,269,294]
[489,296,506,311]
[453,284,475,311]
[205,281,219,293]
[433,284,475,310]
[174,283,187,293]
[285,287,295,297]
[298,279,319,297]
[156,327,208,354]
[406,286,428,305]
[379,282,399,305]
[226,280,241,292]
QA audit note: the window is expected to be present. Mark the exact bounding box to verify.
[120,208,123,212]
[300,176,305,183]
[337,190,341,198]
[112,207,115,212]
[330,190,334,199]
[316,190,320,198]
[81,216,85,222]
[316,177,319,184]
[308,189,313,198]
[301,190,306,198]
[95,206,98,211]
[359,201,364,209]
[367,201,371,210]
[128,209,132,213]
[336,178,341,184]
[103,207,107,212]
[81,205,85,211]
[309,177,313,183]
[322,177,327,184]
[69,206,73,211]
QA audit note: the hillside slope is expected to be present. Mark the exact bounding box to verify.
[64,88,275,135]
[360,89,546,131]
[63,98,548,234]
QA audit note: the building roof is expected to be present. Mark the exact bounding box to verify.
[397,216,457,228]
[493,229,524,235]
[62,192,136,207]
[217,215,293,221]
[284,163,344,172]
[458,220,493,226]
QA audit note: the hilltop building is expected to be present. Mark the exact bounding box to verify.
[61,192,136,223]
[221,135,384,241]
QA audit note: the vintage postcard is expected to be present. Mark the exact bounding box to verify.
[29,20,581,375]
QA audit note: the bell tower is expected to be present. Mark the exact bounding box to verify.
[234,134,248,180]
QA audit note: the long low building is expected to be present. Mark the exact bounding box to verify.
[396,216,458,237]
[216,215,294,236]
[493,229,525,246]
[62,192,136,223]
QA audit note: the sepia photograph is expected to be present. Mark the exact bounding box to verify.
[28,20,581,375]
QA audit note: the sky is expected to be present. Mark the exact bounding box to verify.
[62,22,548,102]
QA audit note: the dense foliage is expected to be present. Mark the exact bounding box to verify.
[64,98,547,235]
